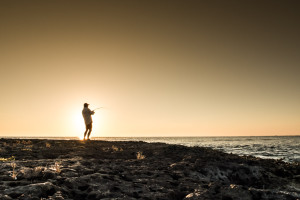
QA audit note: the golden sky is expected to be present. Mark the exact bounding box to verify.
[0,0,299,137]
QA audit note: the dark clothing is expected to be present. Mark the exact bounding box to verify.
[86,123,92,130]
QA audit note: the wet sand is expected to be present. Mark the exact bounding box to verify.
[0,138,300,199]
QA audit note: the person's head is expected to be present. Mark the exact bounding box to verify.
[84,103,89,108]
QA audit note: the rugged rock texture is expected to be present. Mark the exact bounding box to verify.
[0,139,300,199]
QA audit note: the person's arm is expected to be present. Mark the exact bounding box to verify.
[88,109,95,115]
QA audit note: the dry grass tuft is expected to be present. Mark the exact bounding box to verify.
[136,151,146,160]
[11,162,18,180]
[0,156,18,180]
[45,142,51,148]
[112,145,123,152]
[21,140,32,145]
[55,162,61,174]
[0,156,15,162]
[19,166,44,179]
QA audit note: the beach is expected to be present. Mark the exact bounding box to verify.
[0,139,300,200]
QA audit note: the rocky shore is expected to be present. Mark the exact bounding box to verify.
[0,139,300,200]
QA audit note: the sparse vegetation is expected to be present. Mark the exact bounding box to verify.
[112,145,123,152]
[11,162,18,180]
[19,166,43,180]
[55,162,61,173]
[0,156,18,180]
[21,147,32,151]
[0,156,15,162]
[136,151,145,160]
[21,140,32,145]
[45,142,51,148]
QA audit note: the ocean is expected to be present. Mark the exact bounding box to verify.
[2,136,300,163]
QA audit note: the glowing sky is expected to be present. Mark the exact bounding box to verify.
[0,0,299,137]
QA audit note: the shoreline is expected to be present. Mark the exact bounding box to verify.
[2,135,300,138]
[0,139,300,199]
[3,136,299,163]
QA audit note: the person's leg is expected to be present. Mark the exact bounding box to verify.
[87,128,92,140]
[84,128,88,140]
[87,123,92,140]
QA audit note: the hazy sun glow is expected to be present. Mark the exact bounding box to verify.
[78,135,84,140]
[72,113,85,135]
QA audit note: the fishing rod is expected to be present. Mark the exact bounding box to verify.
[93,107,104,111]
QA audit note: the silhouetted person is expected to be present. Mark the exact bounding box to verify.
[82,103,95,140]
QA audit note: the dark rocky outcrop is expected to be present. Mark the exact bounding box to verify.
[0,139,299,199]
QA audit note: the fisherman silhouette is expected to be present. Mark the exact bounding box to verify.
[82,103,95,140]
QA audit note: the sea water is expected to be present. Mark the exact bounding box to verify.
[2,136,300,163]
